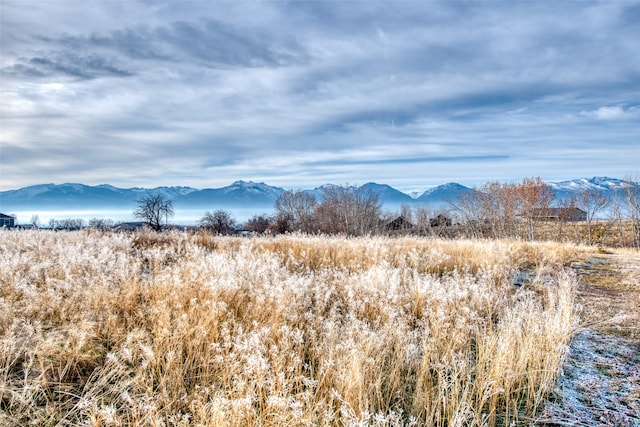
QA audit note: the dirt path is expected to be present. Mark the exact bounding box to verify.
[537,253,640,426]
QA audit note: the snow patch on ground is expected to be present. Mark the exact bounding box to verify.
[538,329,640,426]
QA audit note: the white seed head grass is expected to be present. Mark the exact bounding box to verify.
[0,230,591,426]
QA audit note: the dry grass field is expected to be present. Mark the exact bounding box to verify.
[0,230,600,426]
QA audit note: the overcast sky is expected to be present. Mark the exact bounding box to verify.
[1,0,639,193]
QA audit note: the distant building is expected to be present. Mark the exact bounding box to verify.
[0,213,16,228]
[429,214,452,227]
[113,222,148,232]
[532,207,587,222]
[386,215,413,231]
[17,224,37,230]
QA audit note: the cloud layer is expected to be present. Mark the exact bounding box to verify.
[1,1,639,192]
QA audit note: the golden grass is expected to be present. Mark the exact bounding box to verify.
[528,219,639,248]
[0,230,591,426]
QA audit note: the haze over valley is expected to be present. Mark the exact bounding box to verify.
[1,176,636,225]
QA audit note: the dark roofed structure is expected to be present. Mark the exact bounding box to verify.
[385,215,413,231]
[532,207,587,222]
[430,214,452,227]
[1,213,16,228]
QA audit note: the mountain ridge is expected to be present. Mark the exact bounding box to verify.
[1,177,637,222]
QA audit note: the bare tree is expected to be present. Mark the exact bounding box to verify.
[134,193,174,231]
[268,211,293,234]
[469,178,555,240]
[576,189,610,245]
[400,204,414,225]
[517,177,555,241]
[451,188,484,238]
[315,187,346,234]
[498,182,520,238]
[199,210,236,235]
[473,181,519,239]
[49,218,85,230]
[88,218,115,230]
[554,194,578,243]
[607,189,626,247]
[317,184,381,235]
[274,190,318,233]
[452,178,554,240]
[244,214,271,234]
[413,205,433,235]
[624,177,640,248]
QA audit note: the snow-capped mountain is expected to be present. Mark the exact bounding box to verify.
[0,181,284,210]
[1,177,636,222]
[546,177,640,214]
[359,183,415,205]
[416,183,476,206]
[548,177,635,199]
[179,181,285,207]
[0,180,473,216]
[0,183,200,209]
[300,182,432,207]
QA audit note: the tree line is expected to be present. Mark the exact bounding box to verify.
[451,177,640,246]
[131,177,640,247]
[35,177,640,248]
[131,184,385,235]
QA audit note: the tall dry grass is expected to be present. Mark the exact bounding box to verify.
[0,230,589,426]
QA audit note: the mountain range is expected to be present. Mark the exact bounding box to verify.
[1,177,637,222]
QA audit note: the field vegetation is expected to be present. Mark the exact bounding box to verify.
[0,230,597,425]
[265,177,640,249]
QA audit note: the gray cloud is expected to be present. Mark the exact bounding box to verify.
[40,19,307,68]
[1,0,639,192]
[3,53,133,80]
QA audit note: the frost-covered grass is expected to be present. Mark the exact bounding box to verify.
[0,230,588,426]
[539,330,640,427]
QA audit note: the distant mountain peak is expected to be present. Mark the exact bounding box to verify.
[230,180,270,188]
[225,180,283,195]
[230,179,252,186]
[416,182,474,203]
[422,182,467,194]
[96,184,119,190]
[548,176,632,192]
[361,182,398,190]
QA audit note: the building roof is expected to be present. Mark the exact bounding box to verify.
[532,207,586,215]
[386,215,413,230]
